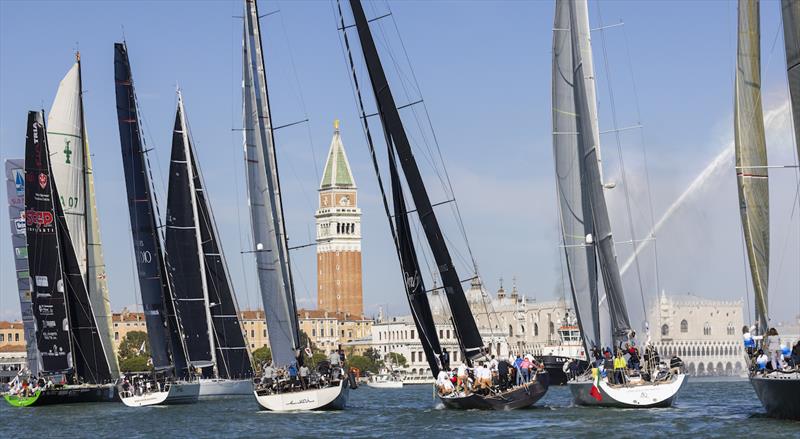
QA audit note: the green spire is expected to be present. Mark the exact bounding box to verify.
[320,119,356,189]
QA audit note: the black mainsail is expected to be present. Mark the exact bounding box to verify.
[25,110,112,383]
[114,42,188,375]
[346,0,485,364]
[166,93,253,379]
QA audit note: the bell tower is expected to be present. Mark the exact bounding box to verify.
[316,120,363,316]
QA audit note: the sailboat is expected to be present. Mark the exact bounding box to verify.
[4,110,118,407]
[164,91,254,397]
[338,0,549,410]
[552,0,686,407]
[242,0,348,411]
[114,42,199,407]
[735,0,800,421]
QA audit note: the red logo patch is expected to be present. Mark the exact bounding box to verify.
[25,210,54,226]
[38,173,47,189]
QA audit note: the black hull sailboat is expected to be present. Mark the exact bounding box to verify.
[4,385,119,407]
[750,374,800,420]
[439,373,550,410]
[536,355,589,386]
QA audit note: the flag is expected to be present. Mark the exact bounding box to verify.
[589,368,602,401]
[138,341,146,354]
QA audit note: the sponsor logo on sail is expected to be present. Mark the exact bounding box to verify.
[25,210,54,227]
[14,218,26,235]
[35,275,49,287]
[13,168,24,195]
[38,173,47,189]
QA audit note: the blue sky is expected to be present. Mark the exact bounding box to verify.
[1,1,798,329]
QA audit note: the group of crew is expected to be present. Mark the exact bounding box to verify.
[7,375,55,397]
[257,349,347,394]
[743,326,800,374]
[585,342,679,385]
[435,353,544,397]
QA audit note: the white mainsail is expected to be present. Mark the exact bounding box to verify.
[48,58,119,377]
[242,0,300,367]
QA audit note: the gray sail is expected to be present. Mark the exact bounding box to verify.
[782,0,800,164]
[735,0,769,334]
[552,0,601,354]
[242,0,300,367]
[568,0,631,345]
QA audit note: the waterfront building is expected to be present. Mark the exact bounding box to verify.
[315,121,363,317]
[298,309,372,355]
[111,309,147,351]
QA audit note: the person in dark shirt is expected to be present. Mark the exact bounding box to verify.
[790,341,800,368]
[440,349,451,371]
[497,358,510,390]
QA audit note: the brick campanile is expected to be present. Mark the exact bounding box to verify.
[316,120,363,316]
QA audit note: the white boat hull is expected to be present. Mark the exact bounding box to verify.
[120,381,201,407]
[254,380,349,411]
[366,381,403,389]
[569,374,687,408]
[198,378,253,397]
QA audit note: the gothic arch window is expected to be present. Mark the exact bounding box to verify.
[509,324,514,337]
[534,323,539,336]
[680,320,688,333]
[661,324,669,336]
[726,322,735,336]
[703,322,711,336]
[549,322,554,335]
[521,325,525,334]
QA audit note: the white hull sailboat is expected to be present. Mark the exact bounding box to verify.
[198,378,253,397]
[255,380,349,411]
[366,376,404,389]
[120,381,200,407]
[569,374,687,408]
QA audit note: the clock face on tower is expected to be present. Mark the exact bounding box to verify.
[339,195,350,206]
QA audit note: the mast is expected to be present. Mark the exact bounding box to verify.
[347,0,485,363]
[242,0,301,367]
[552,0,601,356]
[735,0,769,334]
[782,0,800,164]
[567,0,631,346]
[114,42,188,375]
[165,92,215,373]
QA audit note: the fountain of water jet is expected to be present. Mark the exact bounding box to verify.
[620,104,789,276]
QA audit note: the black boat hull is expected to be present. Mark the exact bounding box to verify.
[750,373,800,420]
[4,384,119,407]
[438,372,550,410]
[536,355,589,385]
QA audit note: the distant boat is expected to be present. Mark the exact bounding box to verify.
[164,91,254,397]
[113,42,199,407]
[241,0,348,411]
[535,315,590,385]
[551,0,686,407]
[5,109,117,407]
[339,0,549,410]
[734,0,800,421]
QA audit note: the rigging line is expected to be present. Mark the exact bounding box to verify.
[621,22,661,296]
[595,5,647,320]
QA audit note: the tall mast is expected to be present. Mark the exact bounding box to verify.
[782,0,800,164]
[347,0,485,363]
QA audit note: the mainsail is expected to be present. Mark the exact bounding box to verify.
[242,0,301,367]
[782,0,800,164]
[47,55,119,378]
[165,95,214,371]
[347,0,485,363]
[735,0,770,334]
[114,42,188,374]
[25,110,112,383]
[552,0,601,353]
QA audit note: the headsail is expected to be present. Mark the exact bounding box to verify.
[552,0,601,354]
[114,42,188,374]
[347,0,485,363]
[782,0,800,164]
[735,0,770,334]
[567,0,631,345]
[48,56,119,378]
[242,0,301,367]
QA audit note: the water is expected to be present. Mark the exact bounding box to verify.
[1,379,797,437]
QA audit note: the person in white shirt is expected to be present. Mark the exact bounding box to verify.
[456,363,470,394]
[436,370,454,395]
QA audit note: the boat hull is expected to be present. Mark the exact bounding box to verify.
[198,378,253,397]
[750,372,800,420]
[3,384,118,407]
[438,372,550,410]
[569,373,687,408]
[366,381,403,389]
[120,381,200,407]
[535,355,590,385]
[254,380,349,411]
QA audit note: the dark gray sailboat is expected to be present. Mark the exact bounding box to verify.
[4,111,117,407]
[337,0,549,410]
[114,42,199,406]
[165,92,253,396]
[736,0,800,421]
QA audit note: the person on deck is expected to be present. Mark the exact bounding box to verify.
[440,349,451,371]
[513,355,523,386]
[299,364,309,389]
[613,350,627,384]
[791,341,800,368]
[627,345,641,372]
[497,358,510,390]
[766,328,782,370]
[756,349,769,373]
[436,370,454,395]
[742,325,761,360]
[456,363,470,395]
[262,362,275,388]
[519,357,531,384]
[603,350,615,383]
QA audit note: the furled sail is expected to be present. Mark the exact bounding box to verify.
[165,95,214,370]
[552,0,601,354]
[348,0,485,362]
[782,0,800,164]
[735,0,770,334]
[114,42,188,374]
[242,0,301,367]
[567,0,631,344]
[47,56,119,379]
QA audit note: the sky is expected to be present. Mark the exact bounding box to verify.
[1,0,798,330]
